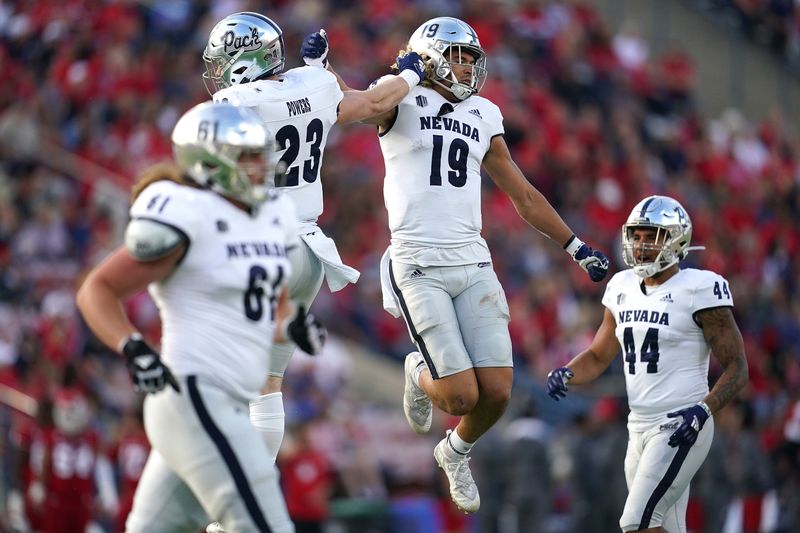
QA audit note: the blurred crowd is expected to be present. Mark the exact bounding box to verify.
[687,0,800,70]
[0,0,799,532]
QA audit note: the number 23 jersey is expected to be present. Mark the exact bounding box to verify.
[379,85,504,265]
[213,66,343,227]
[601,268,734,431]
[130,180,299,400]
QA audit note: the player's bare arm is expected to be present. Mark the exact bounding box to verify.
[564,309,621,385]
[272,287,292,343]
[483,135,574,246]
[696,306,749,413]
[301,30,424,126]
[76,244,185,351]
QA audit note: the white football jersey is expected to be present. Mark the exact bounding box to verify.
[379,85,504,266]
[602,268,735,431]
[213,66,344,225]
[129,180,300,400]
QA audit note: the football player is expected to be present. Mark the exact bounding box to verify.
[77,102,325,532]
[546,195,749,532]
[203,12,428,465]
[302,17,609,513]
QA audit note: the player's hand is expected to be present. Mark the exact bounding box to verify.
[288,306,327,355]
[566,236,609,282]
[122,334,180,393]
[301,29,328,67]
[666,402,711,447]
[546,367,574,401]
[395,51,427,85]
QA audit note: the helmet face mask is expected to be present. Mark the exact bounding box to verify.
[203,12,285,94]
[172,102,272,207]
[622,196,694,278]
[409,17,487,101]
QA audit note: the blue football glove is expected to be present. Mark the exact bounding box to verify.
[395,51,427,84]
[666,402,711,447]
[301,29,328,67]
[565,235,609,282]
[546,367,574,401]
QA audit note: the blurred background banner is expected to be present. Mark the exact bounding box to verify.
[0,1,798,532]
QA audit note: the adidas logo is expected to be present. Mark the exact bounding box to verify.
[409,269,425,279]
[416,95,428,107]
[468,108,482,118]
[660,293,673,303]
[617,293,626,305]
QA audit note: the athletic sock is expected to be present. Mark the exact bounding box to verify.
[447,428,474,456]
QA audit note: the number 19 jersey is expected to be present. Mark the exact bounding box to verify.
[601,268,735,431]
[379,86,504,266]
[213,66,344,226]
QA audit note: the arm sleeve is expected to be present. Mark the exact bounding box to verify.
[691,270,735,313]
[485,100,505,138]
[600,272,620,313]
[129,181,198,243]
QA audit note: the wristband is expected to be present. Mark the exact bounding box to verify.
[398,69,421,90]
[563,234,584,257]
[697,401,712,418]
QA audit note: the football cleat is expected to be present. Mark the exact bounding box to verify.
[434,430,480,513]
[403,352,432,433]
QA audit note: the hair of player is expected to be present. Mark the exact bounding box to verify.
[130,162,199,205]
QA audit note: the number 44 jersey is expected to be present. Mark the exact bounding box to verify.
[213,66,343,227]
[601,268,735,431]
[379,85,504,266]
[129,180,299,400]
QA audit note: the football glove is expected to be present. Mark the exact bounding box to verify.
[395,51,427,85]
[301,29,328,67]
[122,333,180,393]
[564,235,609,282]
[287,306,327,355]
[546,367,575,401]
[667,402,711,447]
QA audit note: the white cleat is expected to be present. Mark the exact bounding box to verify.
[206,523,225,533]
[403,351,432,433]
[434,430,480,513]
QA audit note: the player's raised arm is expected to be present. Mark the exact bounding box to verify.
[300,29,427,125]
[483,134,609,282]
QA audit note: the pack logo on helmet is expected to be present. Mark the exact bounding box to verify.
[223,27,262,54]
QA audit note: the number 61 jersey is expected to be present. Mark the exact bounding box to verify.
[379,85,504,265]
[129,180,299,400]
[601,268,735,431]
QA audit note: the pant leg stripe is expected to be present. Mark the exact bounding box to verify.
[186,376,272,533]
[388,259,439,379]
[639,443,691,529]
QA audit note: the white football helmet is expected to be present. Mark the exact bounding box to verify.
[408,17,487,101]
[172,101,272,207]
[622,195,702,278]
[203,12,285,94]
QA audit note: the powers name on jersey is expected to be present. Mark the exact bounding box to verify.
[213,66,344,224]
